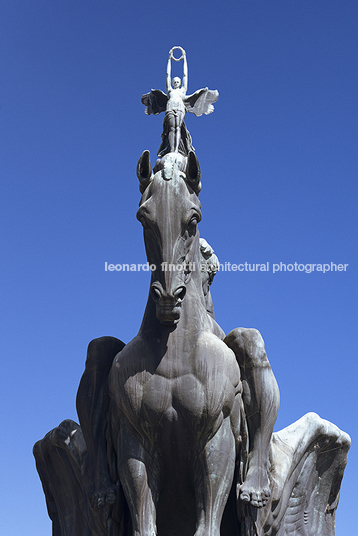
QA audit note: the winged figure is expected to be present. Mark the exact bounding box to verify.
[141,46,219,156]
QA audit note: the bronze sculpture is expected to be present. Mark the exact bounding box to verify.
[34,48,350,536]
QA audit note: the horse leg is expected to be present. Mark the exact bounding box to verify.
[193,417,236,536]
[117,421,159,536]
[224,327,280,508]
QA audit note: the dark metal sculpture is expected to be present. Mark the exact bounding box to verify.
[34,48,350,536]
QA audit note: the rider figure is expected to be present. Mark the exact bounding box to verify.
[200,238,280,508]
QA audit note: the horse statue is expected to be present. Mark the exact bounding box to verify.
[100,150,278,535]
[34,150,350,536]
[33,47,350,536]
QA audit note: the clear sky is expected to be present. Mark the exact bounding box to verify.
[0,1,356,534]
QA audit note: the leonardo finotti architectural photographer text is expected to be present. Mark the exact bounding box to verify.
[104,262,348,274]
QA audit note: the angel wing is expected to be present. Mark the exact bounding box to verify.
[184,88,219,117]
[33,336,128,535]
[141,89,168,115]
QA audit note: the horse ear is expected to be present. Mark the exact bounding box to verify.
[185,151,201,194]
[137,150,153,193]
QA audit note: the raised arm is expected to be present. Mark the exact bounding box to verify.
[166,54,172,93]
[168,47,187,93]
[182,49,188,92]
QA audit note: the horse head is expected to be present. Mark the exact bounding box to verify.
[137,151,202,325]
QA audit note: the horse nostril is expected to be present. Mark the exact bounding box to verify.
[150,286,162,302]
[174,286,186,302]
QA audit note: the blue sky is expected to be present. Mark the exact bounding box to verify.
[0,1,357,534]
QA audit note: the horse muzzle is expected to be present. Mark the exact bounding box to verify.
[150,282,186,325]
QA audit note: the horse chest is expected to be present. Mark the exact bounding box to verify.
[111,332,240,440]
